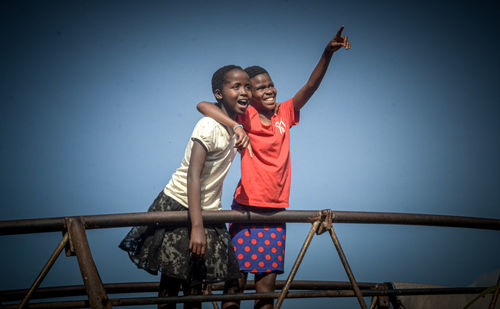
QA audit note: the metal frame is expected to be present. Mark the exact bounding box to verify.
[1,210,499,308]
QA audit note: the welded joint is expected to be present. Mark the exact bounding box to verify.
[64,217,76,257]
[316,209,333,235]
[375,295,391,308]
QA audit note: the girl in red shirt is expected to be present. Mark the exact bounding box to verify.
[198,26,350,309]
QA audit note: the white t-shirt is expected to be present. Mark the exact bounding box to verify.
[164,117,237,211]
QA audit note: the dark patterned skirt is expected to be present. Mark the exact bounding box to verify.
[119,191,240,285]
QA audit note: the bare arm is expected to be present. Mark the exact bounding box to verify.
[293,25,350,111]
[197,102,253,157]
[187,141,207,256]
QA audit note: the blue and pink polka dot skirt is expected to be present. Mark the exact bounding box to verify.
[229,201,286,274]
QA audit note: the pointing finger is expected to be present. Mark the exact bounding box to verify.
[335,25,344,38]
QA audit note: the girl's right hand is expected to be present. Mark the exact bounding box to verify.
[189,226,207,256]
[326,25,351,54]
[234,126,253,158]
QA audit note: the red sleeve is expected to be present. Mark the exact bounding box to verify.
[278,98,300,128]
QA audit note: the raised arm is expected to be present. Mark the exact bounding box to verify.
[187,141,208,256]
[197,102,253,157]
[292,25,350,111]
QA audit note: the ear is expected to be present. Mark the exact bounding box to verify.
[214,89,223,100]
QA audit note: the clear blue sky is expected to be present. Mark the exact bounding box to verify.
[1,1,499,308]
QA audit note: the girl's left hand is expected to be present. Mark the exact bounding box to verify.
[327,25,351,53]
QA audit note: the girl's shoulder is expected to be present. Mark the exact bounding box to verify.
[276,98,293,114]
[194,117,228,138]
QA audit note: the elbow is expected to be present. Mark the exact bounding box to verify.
[187,168,201,189]
[196,102,205,113]
[303,85,317,98]
[306,81,320,93]
[187,169,196,185]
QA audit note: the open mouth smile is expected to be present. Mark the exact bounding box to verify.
[237,99,249,107]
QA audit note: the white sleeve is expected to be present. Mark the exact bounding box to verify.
[190,117,217,153]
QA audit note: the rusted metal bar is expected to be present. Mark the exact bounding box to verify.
[1,211,499,235]
[331,211,500,230]
[329,224,367,309]
[17,233,69,309]
[0,280,383,301]
[1,287,495,309]
[67,217,112,309]
[489,275,500,309]
[275,220,321,309]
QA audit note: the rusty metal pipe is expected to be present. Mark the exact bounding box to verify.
[67,218,112,309]
[0,280,383,301]
[331,211,500,230]
[2,287,494,309]
[1,211,499,235]
[17,233,69,309]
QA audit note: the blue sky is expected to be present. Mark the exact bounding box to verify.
[1,0,499,308]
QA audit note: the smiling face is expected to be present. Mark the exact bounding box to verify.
[249,73,277,115]
[214,69,251,119]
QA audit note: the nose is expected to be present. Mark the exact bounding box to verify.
[240,87,249,96]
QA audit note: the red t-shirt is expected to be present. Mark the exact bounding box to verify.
[234,98,300,208]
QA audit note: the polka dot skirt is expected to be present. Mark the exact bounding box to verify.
[230,223,286,273]
[229,202,286,274]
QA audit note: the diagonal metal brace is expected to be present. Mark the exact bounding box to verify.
[67,217,112,309]
[275,220,321,309]
[329,223,367,309]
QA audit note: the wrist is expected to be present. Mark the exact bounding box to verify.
[232,124,243,133]
[191,223,204,229]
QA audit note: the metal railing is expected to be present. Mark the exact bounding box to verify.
[1,210,499,309]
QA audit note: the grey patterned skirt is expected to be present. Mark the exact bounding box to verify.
[119,191,240,285]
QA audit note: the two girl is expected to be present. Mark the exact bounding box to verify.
[120,65,252,309]
[197,26,350,309]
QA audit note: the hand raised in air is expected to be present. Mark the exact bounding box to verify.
[326,25,351,54]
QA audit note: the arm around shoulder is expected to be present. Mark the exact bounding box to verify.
[197,101,252,153]
[197,101,239,128]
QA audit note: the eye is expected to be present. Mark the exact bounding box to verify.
[232,83,241,89]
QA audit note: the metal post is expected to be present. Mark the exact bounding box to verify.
[17,233,69,309]
[67,217,112,309]
[329,225,367,309]
[275,220,321,309]
[489,275,500,309]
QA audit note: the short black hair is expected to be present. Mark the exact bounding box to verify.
[244,65,269,79]
[211,65,243,94]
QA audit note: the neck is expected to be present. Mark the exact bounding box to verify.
[218,104,236,135]
[219,103,237,120]
[259,109,274,120]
